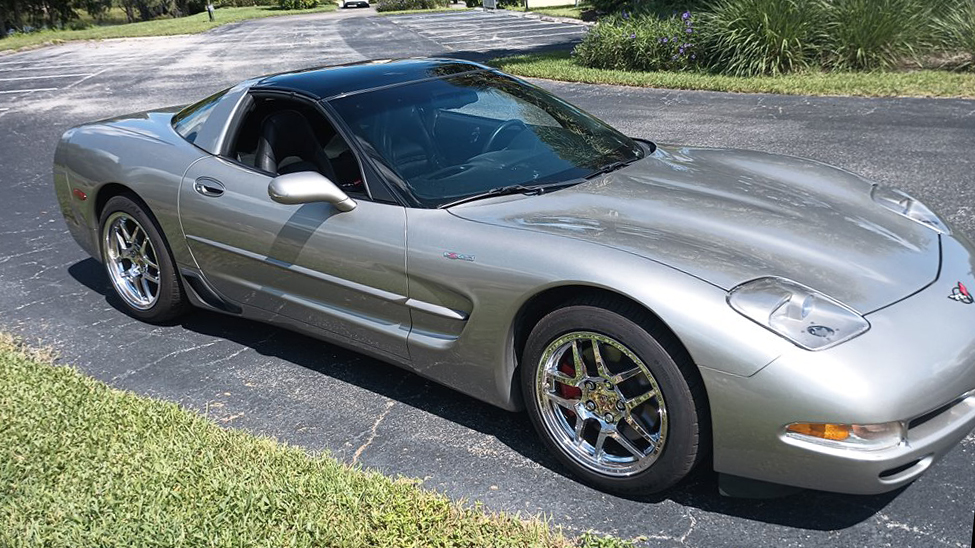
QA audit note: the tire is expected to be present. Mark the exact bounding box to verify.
[98,194,188,323]
[521,297,709,494]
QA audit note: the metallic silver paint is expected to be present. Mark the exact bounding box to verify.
[52,68,975,495]
[267,171,357,212]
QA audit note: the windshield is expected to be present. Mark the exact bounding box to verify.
[328,71,644,208]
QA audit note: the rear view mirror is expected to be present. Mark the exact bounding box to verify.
[267,171,356,212]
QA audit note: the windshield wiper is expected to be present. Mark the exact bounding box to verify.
[439,182,577,209]
[586,157,639,180]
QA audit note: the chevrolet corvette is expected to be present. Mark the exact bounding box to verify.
[54,58,975,496]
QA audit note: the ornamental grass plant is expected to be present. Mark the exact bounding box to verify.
[573,0,975,76]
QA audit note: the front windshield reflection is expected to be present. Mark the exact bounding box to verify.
[328,71,643,208]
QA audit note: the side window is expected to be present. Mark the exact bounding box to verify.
[228,96,366,196]
[173,88,229,144]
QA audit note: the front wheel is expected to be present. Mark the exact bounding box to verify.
[522,300,709,494]
[99,195,188,323]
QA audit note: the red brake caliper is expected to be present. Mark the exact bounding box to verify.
[557,355,583,409]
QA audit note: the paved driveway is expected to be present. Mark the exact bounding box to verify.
[0,10,973,548]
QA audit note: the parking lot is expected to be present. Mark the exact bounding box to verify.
[0,9,973,548]
[388,10,587,52]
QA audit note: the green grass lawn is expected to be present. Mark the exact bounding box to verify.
[0,333,629,547]
[492,51,975,99]
[0,4,336,52]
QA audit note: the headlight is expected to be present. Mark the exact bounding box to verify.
[785,421,905,451]
[871,185,950,234]
[728,277,870,350]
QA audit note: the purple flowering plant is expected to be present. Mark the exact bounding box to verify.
[573,9,699,72]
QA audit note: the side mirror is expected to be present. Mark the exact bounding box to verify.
[267,171,356,212]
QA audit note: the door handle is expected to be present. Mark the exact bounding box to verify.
[194,177,225,197]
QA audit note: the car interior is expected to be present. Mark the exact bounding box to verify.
[229,97,366,195]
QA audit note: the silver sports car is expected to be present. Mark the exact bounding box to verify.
[54,58,975,496]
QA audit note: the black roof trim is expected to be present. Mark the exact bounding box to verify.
[251,58,491,100]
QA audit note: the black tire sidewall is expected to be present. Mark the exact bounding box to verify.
[98,195,186,323]
[522,305,701,494]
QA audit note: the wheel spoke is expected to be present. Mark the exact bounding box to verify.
[591,339,613,379]
[119,222,133,244]
[592,427,609,461]
[625,416,656,445]
[611,366,642,384]
[129,224,142,245]
[140,276,153,299]
[114,230,128,251]
[544,391,579,410]
[613,432,647,458]
[143,270,160,284]
[625,388,656,411]
[572,413,586,445]
[571,340,587,379]
[545,362,577,386]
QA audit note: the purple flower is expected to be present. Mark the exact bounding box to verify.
[681,10,691,20]
[621,9,628,19]
[662,37,668,43]
[630,33,636,39]
[686,28,693,33]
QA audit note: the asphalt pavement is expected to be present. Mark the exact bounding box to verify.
[0,9,973,547]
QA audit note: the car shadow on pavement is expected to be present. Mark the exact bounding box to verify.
[69,257,900,531]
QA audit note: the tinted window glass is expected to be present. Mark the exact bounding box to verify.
[329,72,642,208]
[173,88,229,144]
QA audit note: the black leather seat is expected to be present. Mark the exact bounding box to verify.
[378,105,443,180]
[255,110,336,180]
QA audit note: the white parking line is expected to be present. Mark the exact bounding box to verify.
[0,73,91,82]
[0,63,124,72]
[0,88,58,94]
[65,68,110,89]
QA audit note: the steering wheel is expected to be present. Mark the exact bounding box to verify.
[482,119,528,153]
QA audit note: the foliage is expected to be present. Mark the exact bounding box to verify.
[821,0,930,71]
[574,10,698,71]
[277,0,316,9]
[697,0,827,76]
[930,0,975,71]
[375,0,448,12]
[492,50,975,98]
[0,334,633,548]
[586,0,704,17]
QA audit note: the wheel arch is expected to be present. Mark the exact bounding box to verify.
[509,284,712,447]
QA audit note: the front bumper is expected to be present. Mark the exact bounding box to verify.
[706,234,975,495]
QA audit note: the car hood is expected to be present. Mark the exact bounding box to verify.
[449,146,941,313]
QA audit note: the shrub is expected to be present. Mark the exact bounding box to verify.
[375,0,448,11]
[573,11,700,71]
[587,0,704,17]
[698,0,827,76]
[930,0,975,71]
[821,0,930,71]
[277,0,317,8]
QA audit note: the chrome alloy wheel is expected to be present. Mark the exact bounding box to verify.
[535,331,668,476]
[102,212,161,311]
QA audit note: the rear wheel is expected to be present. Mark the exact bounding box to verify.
[99,195,188,323]
[522,299,708,494]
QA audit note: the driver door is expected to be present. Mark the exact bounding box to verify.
[178,98,411,360]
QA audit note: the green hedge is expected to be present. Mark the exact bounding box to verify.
[574,12,699,71]
[376,0,449,11]
[277,0,318,8]
[575,0,975,76]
